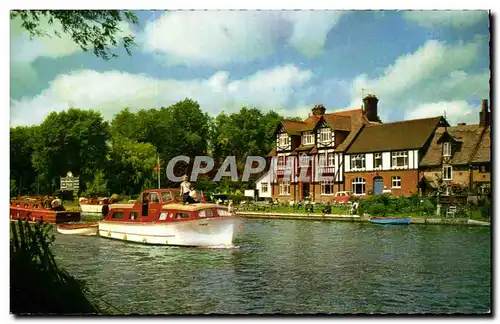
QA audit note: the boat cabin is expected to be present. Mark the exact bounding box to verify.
[103,203,232,223]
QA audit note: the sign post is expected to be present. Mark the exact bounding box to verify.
[60,171,80,196]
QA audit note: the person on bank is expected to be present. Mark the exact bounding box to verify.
[180,175,196,204]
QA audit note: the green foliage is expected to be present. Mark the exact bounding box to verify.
[367,203,386,216]
[10,125,38,195]
[83,170,108,197]
[358,194,437,217]
[10,179,18,197]
[10,220,102,314]
[11,10,138,60]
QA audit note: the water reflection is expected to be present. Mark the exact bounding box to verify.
[51,220,491,314]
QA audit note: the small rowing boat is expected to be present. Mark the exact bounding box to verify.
[56,223,99,236]
[369,217,411,225]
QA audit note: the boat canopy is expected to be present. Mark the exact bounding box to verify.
[161,203,226,212]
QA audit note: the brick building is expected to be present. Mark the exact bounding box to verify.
[419,100,491,196]
[343,116,449,197]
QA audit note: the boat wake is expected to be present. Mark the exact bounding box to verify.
[201,244,240,249]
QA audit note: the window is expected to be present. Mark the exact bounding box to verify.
[327,152,335,167]
[176,213,191,219]
[303,131,314,145]
[279,182,290,195]
[391,151,408,168]
[261,182,268,193]
[319,153,326,167]
[391,176,401,188]
[198,209,214,218]
[300,154,310,167]
[443,186,451,196]
[279,133,289,147]
[286,156,294,168]
[321,181,334,195]
[162,191,173,202]
[443,142,451,157]
[129,212,139,220]
[351,154,366,170]
[319,128,331,142]
[150,193,160,203]
[158,212,168,221]
[278,155,286,169]
[443,165,452,180]
[111,211,124,219]
[374,153,383,169]
[352,177,366,195]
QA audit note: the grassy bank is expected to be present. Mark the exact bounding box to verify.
[10,220,104,315]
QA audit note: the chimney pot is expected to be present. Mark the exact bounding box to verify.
[479,99,491,126]
[363,94,379,122]
[311,104,326,116]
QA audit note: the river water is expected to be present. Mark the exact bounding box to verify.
[51,219,491,314]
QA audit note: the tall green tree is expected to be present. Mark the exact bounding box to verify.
[11,10,138,60]
[31,109,110,194]
[10,125,38,195]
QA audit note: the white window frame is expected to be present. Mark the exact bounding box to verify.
[391,151,408,169]
[443,165,452,180]
[327,152,335,167]
[303,131,314,145]
[391,176,401,188]
[277,155,286,169]
[279,182,290,196]
[374,153,383,169]
[278,133,289,147]
[321,181,334,195]
[351,154,366,170]
[443,142,451,157]
[261,182,268,193]
[443,186,451,196]
[319,153,327,167]
[319,128,331,142]
[352,177,366,195]
[299,153,310,167]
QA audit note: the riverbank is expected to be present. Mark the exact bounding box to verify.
[235,211,490,226]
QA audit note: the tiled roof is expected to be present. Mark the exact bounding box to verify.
[346,116,445,154]
[267,147,277,157]
[471,126,491,164]
[295,144,316,152]
[281,120,309,135]
[323,114,352,131]
[420,125,486,166]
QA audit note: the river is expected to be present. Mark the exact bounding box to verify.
[51,219,491,314]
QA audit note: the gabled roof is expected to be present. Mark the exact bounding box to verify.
[346,116,447,154]
[471,126,491,164]
[420,124,486,166]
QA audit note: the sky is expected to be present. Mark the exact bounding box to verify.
[9,10,491,127]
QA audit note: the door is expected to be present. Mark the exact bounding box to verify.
[148,192,162,218]
[373,177,384,195]
[302,183,310,200]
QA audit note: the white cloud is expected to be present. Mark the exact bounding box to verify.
[347,37,489,125]
[403,10,489,29]
[10,65,313,126]
[10,15,134,64]
[406,100,479,125]
[140,10,346,66]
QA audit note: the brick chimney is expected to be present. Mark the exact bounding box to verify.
[479,99,491,126]
[363,94,379,122]
[311,104,326,116]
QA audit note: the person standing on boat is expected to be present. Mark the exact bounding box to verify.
[180,175,195,204]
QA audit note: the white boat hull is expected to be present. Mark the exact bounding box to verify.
[80,204,104,214]
[98,217,243,247]
[57,225,98,236]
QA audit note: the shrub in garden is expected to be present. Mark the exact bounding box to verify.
[367,203,386,216]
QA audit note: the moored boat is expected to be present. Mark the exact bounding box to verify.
[98,200,243,247]
[369,217,411,225]
[79,197,110,214]
[10,196,80,224]
[56,223,98,236]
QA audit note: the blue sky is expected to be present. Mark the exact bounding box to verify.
[10,10,490,126]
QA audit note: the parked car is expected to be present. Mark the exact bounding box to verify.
[333,191,352,204]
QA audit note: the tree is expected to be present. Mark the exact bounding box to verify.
[82,170,108,197]
[10,126,38,195]
[31,109,110,194]
[10,10,138,60]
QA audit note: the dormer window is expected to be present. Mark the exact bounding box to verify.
[303,131,314,145]
[319,128,331,142]
[443,142,451,157]
[278,133,289,147]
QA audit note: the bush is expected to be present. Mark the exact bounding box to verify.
[367,203,386,216]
